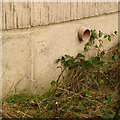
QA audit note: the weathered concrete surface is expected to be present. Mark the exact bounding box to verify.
[2,33,32,96]
[2,12,119,96]
[2,2,118,30]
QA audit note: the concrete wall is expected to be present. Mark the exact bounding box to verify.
[2,2,118,29]
[2,2,119,96]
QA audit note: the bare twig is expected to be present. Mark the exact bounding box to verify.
[56,67,67,87]
[3,73,27,99]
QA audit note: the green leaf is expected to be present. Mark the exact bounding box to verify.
[88,78,93,84]
[91,72,96,79]
[94,57,100,62]
[94,45,99,48]
[51,81,56,86]
[102,114,114,119]
[106,95,111,102]
[79,102,85,110]
[61,56,65,60]
[101,57,107,63]
[90,29,98,42]
[61,60,66,65]
[118,68,120,72]
[81,64,88,71]
[99,62,104,68]
[73,62,80,67]
[64,55,75,61]
[104,35,107,38]
[108,35,111,41]
[64,54,72,59]
[100,80,104,85]
[109,78,114,82]
[90,57,100,64]
[99,30,103,37]
[94,80,99,86]
[56,58,61,63]
[85,42,92,46]
[63,60,72,66]
[84,47,89,52]
[77,53,85,58]
[42,98,48,102]
[103,99,108,104]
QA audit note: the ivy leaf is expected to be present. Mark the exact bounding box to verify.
[64,54,71,58]
[73,62,80,67]
[62,60,70,66]
[77,53,85,58]
[90,57,100,64]
[84,47,89,52]
[61,56,65,60]
[104,35,107,38]
[94,45,99,48]
[99,30,103,37]
[85,42,92,47]
[51,81,56,86]
[108,35,111,41]
[65,55,75,61]
[90,29,96,41]
[56,58,61,63]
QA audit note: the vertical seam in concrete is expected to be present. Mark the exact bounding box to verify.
[29,0,31,27]
[31,38,34,82]
[13,2,14,29]
[5,10,7,30]
[76,0,78,19]
[28,33,34,92]
[16,15,18,29]
[2,2,3,30]
[39,3,41,25]
[47,3,49,24]
[70,1,71,20]
[10,2,12,11]
[56,0,58,23]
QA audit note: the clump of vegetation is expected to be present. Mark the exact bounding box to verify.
[53,30,120,119]
[2,30,120,119]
